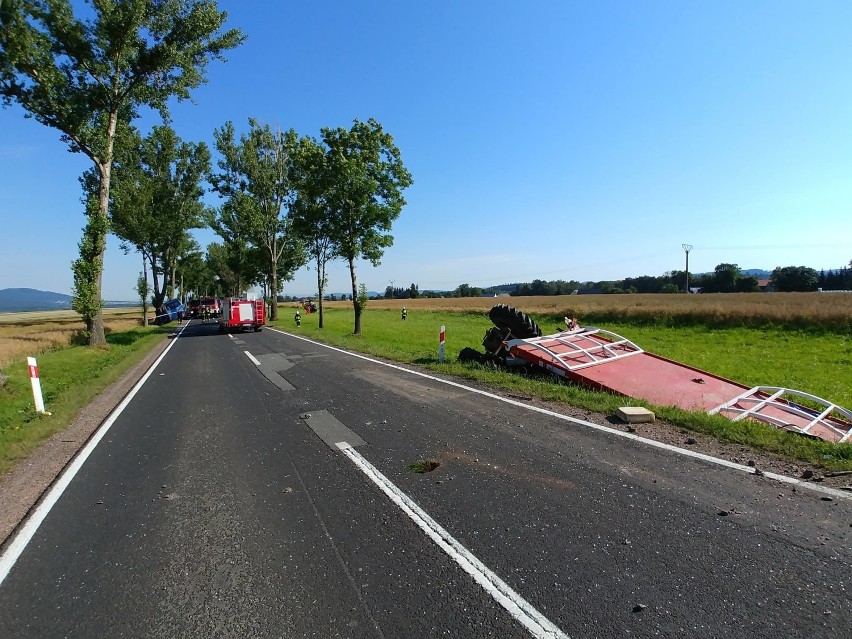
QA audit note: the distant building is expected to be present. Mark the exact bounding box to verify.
[757,278,773,292]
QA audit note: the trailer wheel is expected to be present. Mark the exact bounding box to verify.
[488,304,542,338]
[255,326,262,332]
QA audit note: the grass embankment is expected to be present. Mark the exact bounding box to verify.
[272,294,852,470]
[0,310,170,475]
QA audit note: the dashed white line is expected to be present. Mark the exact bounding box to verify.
[336,442,569,639]
[244,350,261,366]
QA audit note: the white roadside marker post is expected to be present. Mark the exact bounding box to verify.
[27,357,49,415]
[439,325,445,364]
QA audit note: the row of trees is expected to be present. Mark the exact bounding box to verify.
[110,117,412,333]
[1,1,413,341]
[501,262,851,297]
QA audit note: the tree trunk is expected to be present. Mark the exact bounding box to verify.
[142,253,149,327]
[348,256,361,335]
[87,107,120,346]
[316,255,325,329]
[269,244,279,321]
[269,270,278,320]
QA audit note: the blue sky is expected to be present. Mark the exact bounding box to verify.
[2,0,851,299]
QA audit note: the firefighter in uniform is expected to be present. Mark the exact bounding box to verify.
[401,306,407,321]
[294,310,301,327]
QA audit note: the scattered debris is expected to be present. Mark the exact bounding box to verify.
[825,470,852,478]
[632,604,647,613]
[686,438,697,445]
[801,469,815,479]
[616,406,655,424]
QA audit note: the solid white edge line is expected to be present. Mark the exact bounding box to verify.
[0,322,191,586]
[244,351,261,366]
[336,442,569,639]
[269,327,850,501]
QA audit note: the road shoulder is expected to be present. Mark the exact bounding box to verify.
[0,336,170,547]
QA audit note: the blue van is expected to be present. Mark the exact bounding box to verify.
[155,298,187,324]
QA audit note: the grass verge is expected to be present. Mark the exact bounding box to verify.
[271,305,852,471]
[0,324,172,475]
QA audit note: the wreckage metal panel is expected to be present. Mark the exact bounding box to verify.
[710,387,852,443]
[505,329,852,444]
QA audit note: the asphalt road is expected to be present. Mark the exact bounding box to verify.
[0,320,849,638]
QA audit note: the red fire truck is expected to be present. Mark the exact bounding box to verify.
[218,298,265,332]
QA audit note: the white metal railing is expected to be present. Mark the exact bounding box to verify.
[506,328,644,372]
[709,386,852,443]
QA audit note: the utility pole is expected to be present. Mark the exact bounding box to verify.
[682,244,693,293]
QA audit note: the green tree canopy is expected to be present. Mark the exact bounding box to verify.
[210,119,306,319]
[321,118,413,334]
[0,0,243,343]
[290,135,336,327]
[108,125,211,310]
[771,266,819,292]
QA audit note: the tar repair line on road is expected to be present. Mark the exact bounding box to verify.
[336,441,570,639]
[268,327,851,502]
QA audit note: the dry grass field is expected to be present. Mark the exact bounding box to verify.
[0,308,146,368]
[350,292,852,329]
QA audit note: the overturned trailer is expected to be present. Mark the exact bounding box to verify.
[468,305,852,444]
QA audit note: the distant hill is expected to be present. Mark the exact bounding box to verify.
[0,288,72,312]
[741,269,772,278]
[0,288,134,313]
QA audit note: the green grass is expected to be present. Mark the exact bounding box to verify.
[271,306,852,471]
[0,325,172,475]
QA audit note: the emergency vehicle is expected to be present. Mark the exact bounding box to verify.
[218,298,265,332]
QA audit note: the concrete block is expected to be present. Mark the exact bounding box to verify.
[616,406,655,424]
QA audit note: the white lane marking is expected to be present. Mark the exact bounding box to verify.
[0,322,191,586]
[244,351,261,366]
[228,334,235,340]
[336,442,569,639]
[269,327,850,501]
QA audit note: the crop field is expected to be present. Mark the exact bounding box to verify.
[354,292,852,331]
[0,308,146,369]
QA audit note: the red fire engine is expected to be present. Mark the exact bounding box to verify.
[218,298,265,332]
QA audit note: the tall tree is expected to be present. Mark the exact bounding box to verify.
[770,266,819,292]
[711,263,741,293]
[322,118,413,335]
[210,119,306,320]
[291,136,336,328]
[109,125,211,311]
[0,0,243,344]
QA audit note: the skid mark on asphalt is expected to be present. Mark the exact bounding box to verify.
[437,451,578,491]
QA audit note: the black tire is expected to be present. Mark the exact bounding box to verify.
[488,304,542,338]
